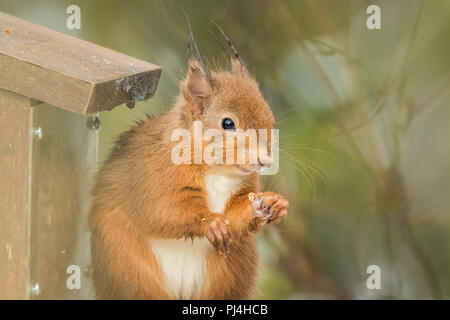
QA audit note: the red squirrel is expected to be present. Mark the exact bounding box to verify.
[88,58,289,299]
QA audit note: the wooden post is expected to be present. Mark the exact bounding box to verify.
[0,12,161,299]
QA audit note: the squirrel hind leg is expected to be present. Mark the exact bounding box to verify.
[89,217,169,299]
[201,235,258,299]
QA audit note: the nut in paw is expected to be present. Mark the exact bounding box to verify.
[249,192,289,225]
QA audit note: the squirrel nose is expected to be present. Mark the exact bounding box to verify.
[257,159,264,168]
[258,156,272,168]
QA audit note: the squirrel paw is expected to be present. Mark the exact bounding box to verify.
[249,192,289,225]
[206,215,231,256]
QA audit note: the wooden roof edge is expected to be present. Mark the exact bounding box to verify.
[0,12,162,114]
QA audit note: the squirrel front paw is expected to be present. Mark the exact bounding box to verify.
[206,215,231,255]
[249,192,289,225]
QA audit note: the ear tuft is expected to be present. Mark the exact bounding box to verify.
[183,60,212,99]
[230,58,248,77]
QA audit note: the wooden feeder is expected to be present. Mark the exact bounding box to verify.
[0,12,161,299]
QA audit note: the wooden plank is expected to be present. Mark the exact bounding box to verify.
[0,88,33,299]
[29,104,97,299]
[0,12,161,114]
[0,91,98,299]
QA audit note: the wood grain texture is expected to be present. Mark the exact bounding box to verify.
[0,89,33,299]
[0,12,161,114]
[0,89,97,299]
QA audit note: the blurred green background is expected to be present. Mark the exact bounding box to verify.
[2,0,449,299]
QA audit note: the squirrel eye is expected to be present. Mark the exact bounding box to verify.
[221,118,235,131]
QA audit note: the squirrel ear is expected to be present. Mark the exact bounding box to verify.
[230,58,248,77]
[182,60,212,100]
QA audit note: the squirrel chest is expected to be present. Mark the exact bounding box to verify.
[148,174,242,299]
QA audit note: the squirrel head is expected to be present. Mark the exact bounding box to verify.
[179,59,275,176]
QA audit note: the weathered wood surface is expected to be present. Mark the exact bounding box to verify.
[0,89,98,299]
[0,89,33,299]
[0,12,161,114]
[0,12,161,299]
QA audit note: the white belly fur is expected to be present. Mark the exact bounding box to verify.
[148,174,242,299]
[148,237,211,299]
[204,174,242,213]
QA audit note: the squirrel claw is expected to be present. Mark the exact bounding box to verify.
[206,215,231,257]
[249,192,289,225]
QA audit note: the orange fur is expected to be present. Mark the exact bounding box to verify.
[88,59,287,299]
